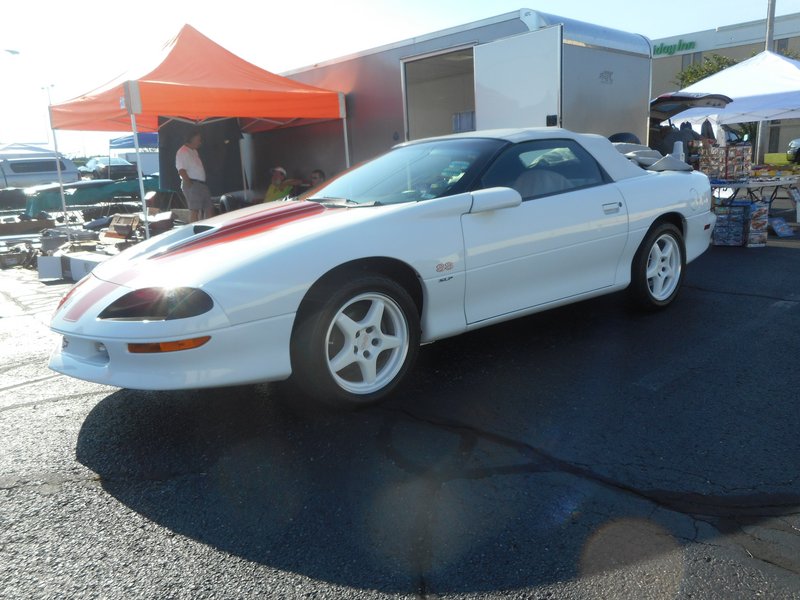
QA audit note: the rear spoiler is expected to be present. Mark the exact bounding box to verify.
[612,143,693,172]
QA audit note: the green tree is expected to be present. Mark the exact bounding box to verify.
[675,49,800,88]
[672,53,737,88]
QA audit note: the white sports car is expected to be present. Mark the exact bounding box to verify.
[49,128,715,405]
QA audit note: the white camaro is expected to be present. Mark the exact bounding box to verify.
[49,128,715,405]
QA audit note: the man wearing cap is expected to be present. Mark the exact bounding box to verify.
[176,131,214,222]
[263,166,297,203]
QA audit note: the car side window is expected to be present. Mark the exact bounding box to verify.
[6,159,63,174]
[481,139,607,200]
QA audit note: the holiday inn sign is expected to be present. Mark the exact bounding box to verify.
[653,39,697,56]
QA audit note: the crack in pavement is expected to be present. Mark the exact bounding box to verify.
[0,471,209,493]
[384,407,800,518]
[0,390,111,413]
[0,357,46,375]
[683,284,799,304]
[0,373,62,393]
[376,406,800,588]
[0,473,102,492]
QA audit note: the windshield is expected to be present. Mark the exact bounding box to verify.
[304,138,506,206]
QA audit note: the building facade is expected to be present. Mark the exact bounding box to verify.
[651,12,800,155]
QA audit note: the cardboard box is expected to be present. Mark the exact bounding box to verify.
[0,251,29,268]
[713,199,771,247]
[700,145,753,180]
[712,204,747,246]
[37,255,63,279]
[746,200,769,247]
[67,252,109,281]
[0,219,55,236]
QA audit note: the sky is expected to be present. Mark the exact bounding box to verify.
[2,0,798,156]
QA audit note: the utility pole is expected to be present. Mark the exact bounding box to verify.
[756,0,777,164]
[766,0,776,51]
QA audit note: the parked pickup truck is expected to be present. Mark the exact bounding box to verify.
[0,156,80,190]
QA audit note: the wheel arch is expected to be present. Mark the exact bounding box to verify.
[650,211,686,239]
[294,257,424,326]
[630,212,686,277]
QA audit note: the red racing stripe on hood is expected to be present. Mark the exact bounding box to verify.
[155,201,328,259]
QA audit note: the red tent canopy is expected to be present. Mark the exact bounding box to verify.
[49,24,345,132]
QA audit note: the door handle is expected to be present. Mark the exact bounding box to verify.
[602,202,622,214]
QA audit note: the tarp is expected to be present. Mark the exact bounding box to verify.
[49,24,345,132]
[0,143,60,157]
[109,133,159,149]
[670,51,800,125]
[25,176,161,216]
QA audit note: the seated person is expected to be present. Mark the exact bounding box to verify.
[309,169,326,188]
[264,166,301,202]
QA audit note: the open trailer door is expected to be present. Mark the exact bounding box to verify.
[403,47,476,141]
[473,25,562,130]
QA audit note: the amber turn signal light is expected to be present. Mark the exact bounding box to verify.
[128,336,211,353]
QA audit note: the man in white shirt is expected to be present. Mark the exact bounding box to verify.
[176,131,213,222]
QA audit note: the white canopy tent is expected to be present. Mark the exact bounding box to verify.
[670,51,800,125]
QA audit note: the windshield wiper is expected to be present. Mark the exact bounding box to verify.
[309,196,380,207]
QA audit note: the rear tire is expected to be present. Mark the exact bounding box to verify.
[629,222,685,311]
[291,274,420,407]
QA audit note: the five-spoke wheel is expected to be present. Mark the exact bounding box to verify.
[291,275,420,406]
[630,222,686,310]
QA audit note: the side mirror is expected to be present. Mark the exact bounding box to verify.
[742,134,750,142]
[470,187,522,214]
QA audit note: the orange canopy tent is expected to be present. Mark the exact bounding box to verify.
[49,24,346,134]
[48,25,347,237]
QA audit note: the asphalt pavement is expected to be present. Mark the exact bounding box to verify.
[1,227,799,599]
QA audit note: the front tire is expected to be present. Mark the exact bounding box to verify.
[629,222,685,311]
[291,275,420,406]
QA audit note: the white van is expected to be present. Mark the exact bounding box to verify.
[0,156,81,189]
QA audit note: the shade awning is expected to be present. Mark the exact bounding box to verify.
[670,51,800,125]
[109,132,159,149]
[49,24,345,132]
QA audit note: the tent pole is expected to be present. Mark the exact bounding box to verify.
[339,92,350,168]
[129,114,150,239]
[50,128,69,240]
[241,156,248,197]
[342,116,351,168]
[45,89,70,241]
[239,127,249,199]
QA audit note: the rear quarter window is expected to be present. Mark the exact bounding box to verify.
[6,159,67,174]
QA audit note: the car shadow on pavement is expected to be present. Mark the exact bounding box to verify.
[75,276,800,594]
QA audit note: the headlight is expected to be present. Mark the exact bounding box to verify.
[98,287,213,321]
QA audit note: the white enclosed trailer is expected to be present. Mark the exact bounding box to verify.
[254,9,651,183]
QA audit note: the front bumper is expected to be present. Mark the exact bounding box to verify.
[49,312,296,390]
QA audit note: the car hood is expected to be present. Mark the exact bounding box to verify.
[90,199,397,290]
